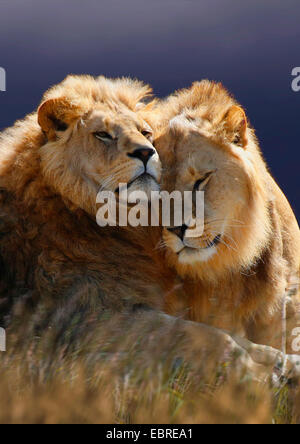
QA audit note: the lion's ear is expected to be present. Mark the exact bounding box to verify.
[135,102,145,111]
[135,98,157,112]
[38,97,78,140]
[224,105,248,148]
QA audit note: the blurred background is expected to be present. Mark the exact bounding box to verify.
[0,0,299,217]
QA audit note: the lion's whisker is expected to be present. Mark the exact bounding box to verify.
[154,239,167,251]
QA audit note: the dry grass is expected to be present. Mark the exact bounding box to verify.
[0,309,299,424]
[0,360,274,424]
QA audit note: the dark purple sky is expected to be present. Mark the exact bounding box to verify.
[0,0,299,218]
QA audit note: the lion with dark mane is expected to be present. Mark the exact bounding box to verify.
[0,75,166,322]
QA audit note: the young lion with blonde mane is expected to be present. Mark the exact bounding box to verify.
[154,81,300,353]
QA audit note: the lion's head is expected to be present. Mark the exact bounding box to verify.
[155,81,272,281]
[36,75,161,215]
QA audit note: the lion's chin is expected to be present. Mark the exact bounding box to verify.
[127,173,160,200]
[177,245,217,265]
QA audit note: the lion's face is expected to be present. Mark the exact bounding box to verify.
[155,82,271,278]
[161,132,250,266]
[37,75,161,215]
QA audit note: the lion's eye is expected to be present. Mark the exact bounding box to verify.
[141,130,152,139]
[194,172,214,191]
[94,131,113,142]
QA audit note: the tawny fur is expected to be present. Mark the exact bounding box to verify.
[152,81,300,351]
[0,75,170,329]
[0,76,297,377]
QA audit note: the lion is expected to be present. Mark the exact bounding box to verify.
[0,74,168,319]
[153,80,300,353]
[0,74,297,384]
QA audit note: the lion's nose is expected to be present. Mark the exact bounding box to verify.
[167,225,188,241]
[128,147,155,167]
